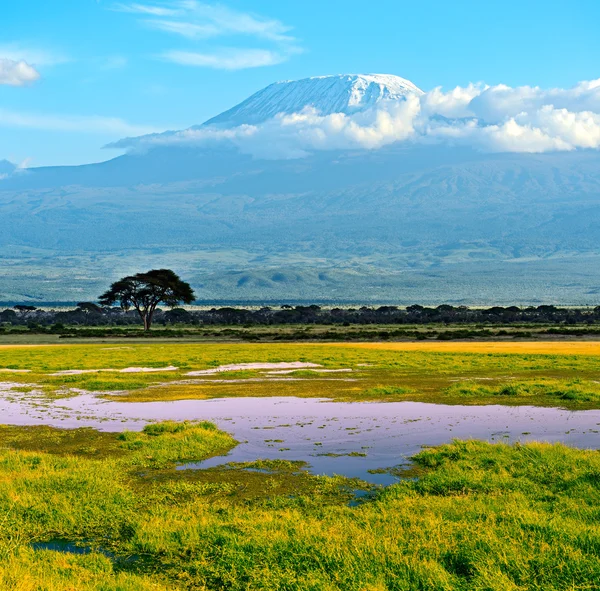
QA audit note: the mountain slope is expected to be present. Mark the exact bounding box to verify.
[109,73,424,151]
[0,160,15,178]
[2,73,600,303]
[203,74,424,128]
[2,144,600,303]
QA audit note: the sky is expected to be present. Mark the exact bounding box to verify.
[1,0,600,166]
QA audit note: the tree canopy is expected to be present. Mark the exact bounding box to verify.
[98,269,195,331]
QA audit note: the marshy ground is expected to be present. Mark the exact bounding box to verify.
[1,341,600,589]
[2,341,600,407]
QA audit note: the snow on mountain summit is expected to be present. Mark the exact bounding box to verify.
[108,73,424,150]
[202,74,424,128]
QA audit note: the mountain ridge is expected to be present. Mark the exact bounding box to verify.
[202,73,424,128]
[107,73,424,151]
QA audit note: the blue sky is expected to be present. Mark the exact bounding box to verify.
[1,0,599,166]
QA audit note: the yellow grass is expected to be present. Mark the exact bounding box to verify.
[0,344,57,349]
[331,340,600,355]
[2,340,600,354]
[3,340,600,407]
[7,340,598,354]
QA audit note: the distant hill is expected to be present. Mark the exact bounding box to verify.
[0,160,15,178]
[1,74,600,304]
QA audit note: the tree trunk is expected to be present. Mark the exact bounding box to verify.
[143,314,151,331]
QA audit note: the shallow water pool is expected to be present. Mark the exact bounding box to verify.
[1,390,599,484]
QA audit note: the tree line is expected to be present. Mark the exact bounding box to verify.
[2,269,600,331]
[3,302,600,330]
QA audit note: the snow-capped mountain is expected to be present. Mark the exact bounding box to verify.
[110,73,424,149]
[3,72,600,304]
[203,73,423,127]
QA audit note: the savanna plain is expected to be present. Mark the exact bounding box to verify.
[1,340,600,590]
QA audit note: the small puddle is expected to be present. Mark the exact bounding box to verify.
[186,362,322,376]
[32,540,102,556]
[31,539,139,564]
[349,489,378,507]
[2,393,599,484]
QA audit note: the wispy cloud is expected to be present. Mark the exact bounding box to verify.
[0,59,40,86]
[0,44,69,67]
[162,48,288,70]
[146,19,219,38]
[114,1,302,69]
[113,2,182,17]
[0,107,163,136]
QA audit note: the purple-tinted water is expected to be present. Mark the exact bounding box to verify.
[1,391,599,484]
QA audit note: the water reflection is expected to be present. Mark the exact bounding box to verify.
[1,392,599,484]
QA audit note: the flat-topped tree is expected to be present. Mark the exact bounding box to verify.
[99,269,195,331]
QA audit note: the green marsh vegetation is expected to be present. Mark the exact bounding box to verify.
[0,422,599,590]
[3,342,600,409]
[2,344,600,588]
[446,378,600,404]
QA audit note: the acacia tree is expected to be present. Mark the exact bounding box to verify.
[99,269,195,331]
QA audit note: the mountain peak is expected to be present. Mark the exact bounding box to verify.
[0,160,16,178]
[203,73,423,128]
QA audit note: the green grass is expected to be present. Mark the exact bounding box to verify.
[361,385,416,398]
[0,421,236,590]
[2,343,600,588]
[446,378,600,404]
[0,422,599,590]
[285,369,326,377]
[4,342,600,408]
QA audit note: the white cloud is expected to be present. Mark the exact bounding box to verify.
[421,83,484,118]
[116,1,301,69]
[111,97,422,157]
[17,157,33,170]
[0,59,40,86]
[0,44,69,85]
[113,77,600,157]
[465,80,600,122]
[424,117,574,153]
[526,106,600,149]
[146,19,220,38]
[113,2,182,16]
[420,81,600,153]
[0,45,69,67]
[162,48,288,70]
[0,108,163,136]
[179,2,294,43]
[119,1,293,41]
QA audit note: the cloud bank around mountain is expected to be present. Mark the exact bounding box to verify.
[112,78,600,157]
